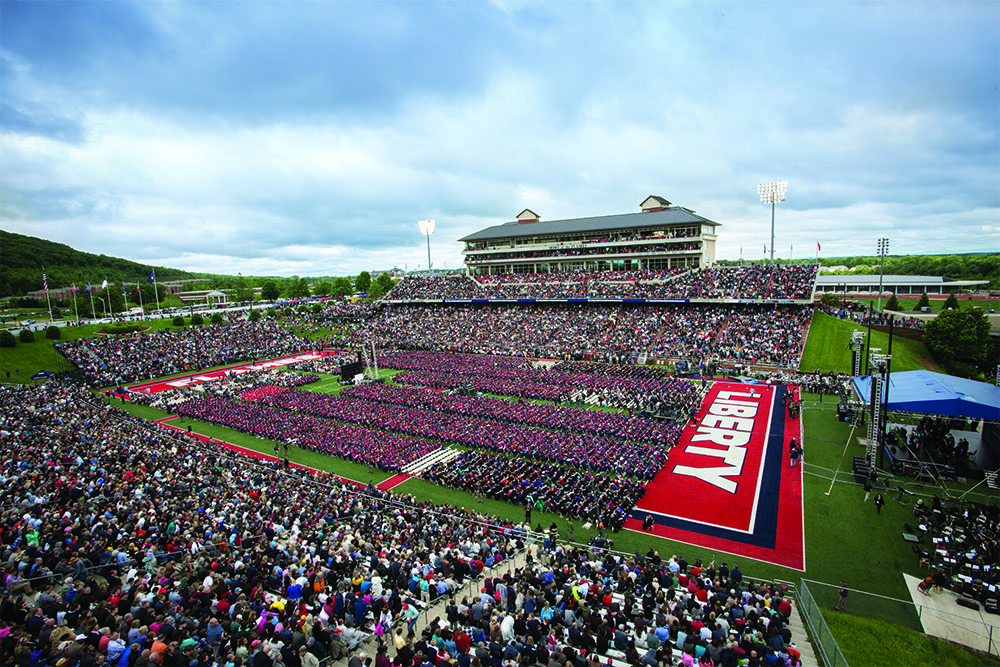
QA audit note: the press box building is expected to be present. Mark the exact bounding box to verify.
[459,196,720,275]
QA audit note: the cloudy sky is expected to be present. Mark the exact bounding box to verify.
[1,1,997,277]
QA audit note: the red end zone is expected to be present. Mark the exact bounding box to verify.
[627,381,805,571]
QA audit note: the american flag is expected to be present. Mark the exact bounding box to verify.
[42,271,48,291]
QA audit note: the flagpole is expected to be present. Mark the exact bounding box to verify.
[42,268,54,323]
[137,281,144,317]
[88,281,97,323]
[151,270,160,316]
[72,285,80,326]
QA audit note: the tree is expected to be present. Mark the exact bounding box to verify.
[191,313,204,325]
[356,271,372,293]
[233,275,255,304]
[375,272,394,296]
[368,282,384,300]
[261,280,280,302]
[916,292,931,310]
[0,331,16,348]
[248,309,262,322]
[943,293,959,310]
[332,277,353,298]
[45,325,61,340]
[313,281,333,297]
[285,276,310,299]
[923,309,990,378]
[818,294,839,307]
[18,329,35,343]
[884,293,901,311]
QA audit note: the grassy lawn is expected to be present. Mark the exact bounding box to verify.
[821,609,995,666]
[800,311,941,374]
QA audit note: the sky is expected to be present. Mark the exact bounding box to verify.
[1,0,998,278]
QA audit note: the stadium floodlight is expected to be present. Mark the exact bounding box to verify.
[418,219,436,271]
[758,180,788,263]
[877,237,890,311]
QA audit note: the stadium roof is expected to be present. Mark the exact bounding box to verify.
[852,370,1000,420]
[459,207,720,242]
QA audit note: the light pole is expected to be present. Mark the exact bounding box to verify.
[418,219,435,272]
[877,237,889,311]
[758,180,788,263]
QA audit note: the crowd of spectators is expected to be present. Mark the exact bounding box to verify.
[421,450,645,528]
[816,302,924,330]
[255,389,669,479]
[396,545,804,667]
[58,321,311,386]
[172,394,439,472]
[384,265,818,302]
[350,304,810,368]
[0,379,552,667]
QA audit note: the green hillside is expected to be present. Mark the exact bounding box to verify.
[0,229,197,297]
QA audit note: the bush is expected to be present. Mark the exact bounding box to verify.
[45,325,61,340]
[818,294,839,307]
[916,292,931,310]
[172,315,185,327]
[884,294,901,311]
[283,307,293,316]
[191,313,204,325]
[249,309,262,322]
[297,304,309,313]
[943,293,959,310]
[266,309,278,319]
[18,329,35,343]
[104,323,144,335]
[211,313,224,325]
[0,331,15,348]
[311,303,323,314]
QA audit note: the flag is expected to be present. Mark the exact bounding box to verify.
[86,282,92,293]
[101,278,108,290]
[137,282,141,292]
[817,241,821,252]
[71,283,77,293]
[42,271,48,291]
[148,270,155,284]
[121,281,127,294]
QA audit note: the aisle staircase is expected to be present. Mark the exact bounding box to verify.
[402,446,463,475]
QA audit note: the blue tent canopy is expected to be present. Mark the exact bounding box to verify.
[853,370,1000,421]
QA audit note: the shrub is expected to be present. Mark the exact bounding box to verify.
[104,323,144,335]
[249,309,262,322]
[18,329,35,343]
[884,294,901,311]
[172,315,185,327]
[45,325,61,340]
[211,313,224,325]
[916,292,931,310]
[191,313,204,325]
[943,293,959,310]
[0,331,15,348]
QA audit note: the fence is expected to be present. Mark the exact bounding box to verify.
[803,578,999,658]
[797,579,849,667]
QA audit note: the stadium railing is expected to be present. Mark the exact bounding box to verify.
[798,578,850,667]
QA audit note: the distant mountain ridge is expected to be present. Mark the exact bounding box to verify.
[0,229,197,297]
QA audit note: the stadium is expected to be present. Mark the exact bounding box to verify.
[3,194,997,667]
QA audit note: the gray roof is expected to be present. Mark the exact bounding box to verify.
[459,207,720,242]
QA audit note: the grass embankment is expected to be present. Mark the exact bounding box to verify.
[821,609,996,667]
[800,311,941,374]
[0,319,209,383]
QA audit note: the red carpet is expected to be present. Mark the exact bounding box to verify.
[124,352,329,395]
[626,382,805,571]
[376,473,412,491]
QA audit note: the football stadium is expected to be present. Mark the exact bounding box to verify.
[2,197,997,667]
